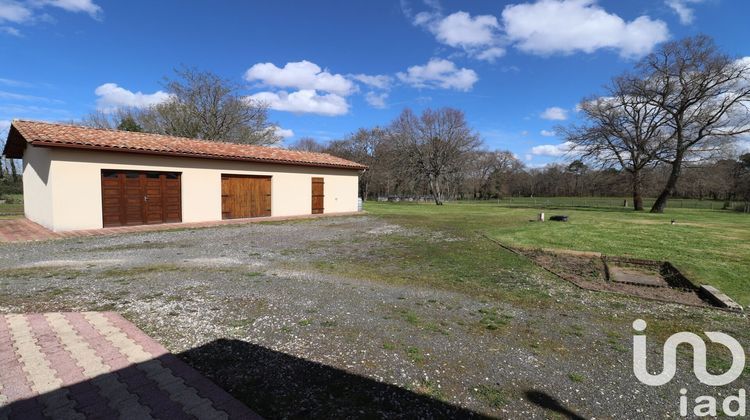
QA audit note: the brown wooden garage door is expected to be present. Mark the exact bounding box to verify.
[101,170,181,227]
[221,175,271,219]
[311,177,324,214]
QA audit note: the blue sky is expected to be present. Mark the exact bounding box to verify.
[1,0,749,166]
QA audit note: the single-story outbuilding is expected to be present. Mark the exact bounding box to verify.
[2,120,366,232]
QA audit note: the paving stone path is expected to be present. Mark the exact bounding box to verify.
[0,312,260,419]
[0,212,361,243]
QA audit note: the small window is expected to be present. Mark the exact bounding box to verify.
[146,172,160,179]
[166,173,180,179]
[125,172,140,179]
[102,170,118,179]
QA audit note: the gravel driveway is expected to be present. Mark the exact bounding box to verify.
[0,215,746,418]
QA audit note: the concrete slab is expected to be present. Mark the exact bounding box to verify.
[700,285,744,311]
[609,266,668,287]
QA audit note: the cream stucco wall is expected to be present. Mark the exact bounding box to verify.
[24,145,360,232]
[22,145,55,230]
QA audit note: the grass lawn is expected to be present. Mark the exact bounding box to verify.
[366,201,750,307]
[491,196,733,210]
[0,193,23,217]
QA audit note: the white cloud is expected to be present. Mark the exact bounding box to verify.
[0,90,61,103]
[397,58,478,91]
[736,56,750,70]
[244,61,355,96]
[94,83,172,112]
[0,119,10,134]
[540,106,568,121]
[435,11,498,47]
[1,0,101,22]
[351,74,392,90]
[0,0,101,36]
[413,10,505,61]
[0,1,32,23]
[475,47,506,61]
[365,91,388,109]
[502,0,669,58]
[666,0,703,25]
[273,126,294,139]
[531,141,575,157]
[248,89,349,116]
[36,0,102,19]
[0,26,21,36]
[0,77,32,87]
[540,129,555,137]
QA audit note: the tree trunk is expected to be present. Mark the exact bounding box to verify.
[430,178,444,205]
[9,159,18,182]
[632,168,644,211]
[651,154,684,213]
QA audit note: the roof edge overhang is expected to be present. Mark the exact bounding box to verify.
[2,124,27,159]
[29,140,369,171]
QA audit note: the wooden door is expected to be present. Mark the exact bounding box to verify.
[143,173,164,224]
[101,170,181,227]
[101,171,125,227]
[252,176,272,217]
[312,177,324,214]
[123,172,146,225]
[163,173,182,223]
[222,175,272,219]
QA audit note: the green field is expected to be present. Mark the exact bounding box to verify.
[366,201,750,306]
[0,193,23,218]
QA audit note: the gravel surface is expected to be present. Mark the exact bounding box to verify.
[1,215,747,418]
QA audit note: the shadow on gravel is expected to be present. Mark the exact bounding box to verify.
[525,390,587,420]
[2,338,490,419]
[182,338,491,419]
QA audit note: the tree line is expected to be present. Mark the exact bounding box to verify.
[290,122,750,207]
[295,35,750,211]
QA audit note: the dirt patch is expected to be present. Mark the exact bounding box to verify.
[518,249,712,308]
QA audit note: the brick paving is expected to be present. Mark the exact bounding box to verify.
[0,312,260,419]
[0,212,362,243]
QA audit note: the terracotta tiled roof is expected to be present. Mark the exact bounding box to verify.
[4,119,367,170]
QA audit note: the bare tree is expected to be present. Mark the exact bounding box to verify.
[289,137,327,152]
[389,108,481,205]
[564,76,672,210]
[79,109,118,129]
[632,36,750,212]
[466,150,521,199]
[326,128,386,201]
[566,160,589,197]
[83,68,280,145]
